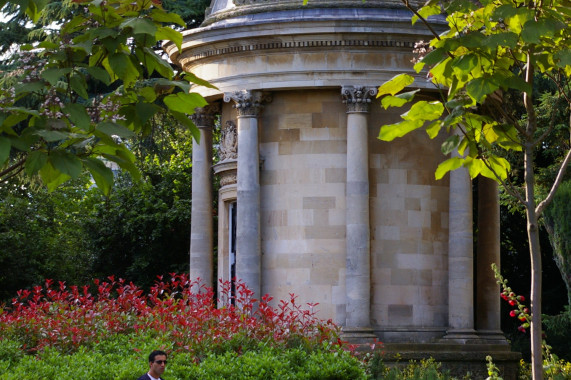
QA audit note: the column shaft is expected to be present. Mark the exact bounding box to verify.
[444,152,478,341]
[476,177,506,342]
[342,86,376,330]
[190,104,219,288]
[224,90,271,301]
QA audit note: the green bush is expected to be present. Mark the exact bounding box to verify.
[0,336,365,380]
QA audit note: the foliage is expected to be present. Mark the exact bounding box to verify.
[0,274,341,356]
[366,356,455,380]
[0,0,213,193]
[376,0,571,377]
[0,178,95,301]
[0,275,356,379]
[542,308,571,362]
[543,181,571,307]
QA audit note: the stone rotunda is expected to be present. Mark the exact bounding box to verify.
[164,0,521,377]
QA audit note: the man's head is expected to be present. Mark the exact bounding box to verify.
[148,350,167,378]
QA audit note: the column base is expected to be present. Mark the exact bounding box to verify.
[477,330,510,345]
[440,328,485,344]
[341,327,377,344]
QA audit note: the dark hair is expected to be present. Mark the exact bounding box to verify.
[149,350,167,363]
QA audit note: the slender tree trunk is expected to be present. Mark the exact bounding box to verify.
[525,144,543,380]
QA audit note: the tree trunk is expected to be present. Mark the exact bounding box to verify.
[525,144,543,380]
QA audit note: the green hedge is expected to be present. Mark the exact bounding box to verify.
[0,335,365,380]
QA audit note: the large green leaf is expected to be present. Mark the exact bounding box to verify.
[97,122,136,138]
[83,157,114,195]
[156,26,183,52]
[377,74,415,98]
[25,150,48,176]
[412,3,441,25]
[35,130,69,142]
[184,73,219,90]
[150,8,186,27]
[50,150,83,179]
[522,18,565,44]
[39,162,71,192]
[435,157,464,180]
[41,68,72,85]
[121,17,157,35]
[164,92,208,114]
[378,119,424,142]
[483,32,518,49]
[171,111,200,142]
[70,74,89,99]
[107,53,139,86]
[466,77,499,101]
[64,103,91,131]
[380,90,419,109]
[86,67,111,85]
[441,134,460,155]
[402,101,444,122]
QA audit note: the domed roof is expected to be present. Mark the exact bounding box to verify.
[203,0,421,26]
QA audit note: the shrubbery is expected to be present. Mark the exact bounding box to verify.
[0,274,365,379]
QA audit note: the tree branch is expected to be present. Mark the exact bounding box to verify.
[0,158,26,182]
[536,148,571,216]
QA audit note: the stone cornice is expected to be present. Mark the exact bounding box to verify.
[182,38,415,64]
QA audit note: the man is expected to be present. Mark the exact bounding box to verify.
[137,350,168,380]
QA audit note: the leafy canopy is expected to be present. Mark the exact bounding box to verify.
[0,0,215,194]
[377,0,570,184]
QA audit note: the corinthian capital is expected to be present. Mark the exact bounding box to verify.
[341,86,377,113]
[224,90,272,117]
[191,102,221,127]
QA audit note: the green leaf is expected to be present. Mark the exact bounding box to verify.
[14,81,45,97]
[70,74,89,99]
[402,101,444,122]
[483,32,518,49]
[35,130,69,142]
[156,26,183,52]
[498,75,532,94]
[378,119,424,142]
[64,103,91,131]
[97,122,136,138]
[86,67,111,85]
[41,68,72,86]
[0,137,10,165]
[441,135,460,155]
[38,40,59,50]
[135,101,160,126]
[25,150,48,176]
[163,92,208,114]
[377,74,415,98]
[425,120,441,139]
[120,17,157,35]
[39,162,71,192]
[107,53,139,86]
[412,3,441,25]
[171,111,200,142]
[50,150,82,179]
[150,8,186,27]
[83,157,114,196]
[380,90,419,109]
[184,72,219,90]
[522,18,565,44]
[466,77,499,101]
[142,47,173,79]
[435,157,464,180]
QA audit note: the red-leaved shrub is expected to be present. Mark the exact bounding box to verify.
[0,274,341,356]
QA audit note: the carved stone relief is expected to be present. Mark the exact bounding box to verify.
[219,120,238,162]
[341,86,378,113]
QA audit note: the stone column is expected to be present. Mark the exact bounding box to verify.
[341,86,376,340]
[223,90,271,301]
[442,146,479,342]
[477,177,507,343]
[189,103,219,289]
